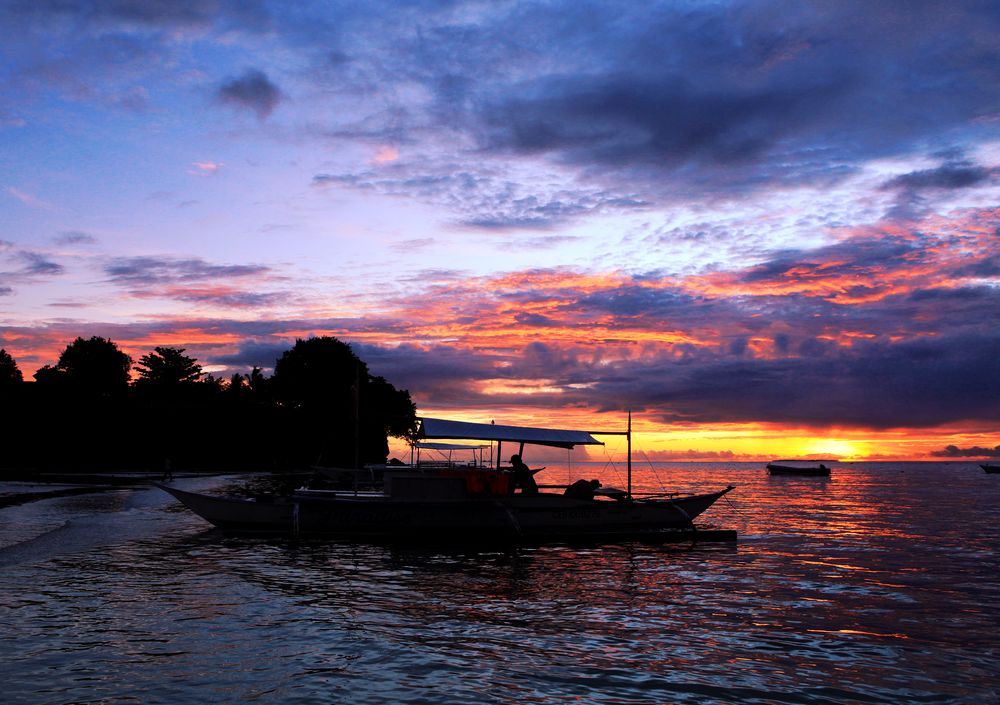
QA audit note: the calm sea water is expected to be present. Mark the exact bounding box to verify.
[1,462,998,704]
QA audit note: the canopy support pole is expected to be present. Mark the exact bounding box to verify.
[627,410,632,500]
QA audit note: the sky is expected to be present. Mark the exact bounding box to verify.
[2,0,999,461]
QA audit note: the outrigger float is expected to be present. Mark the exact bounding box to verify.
[158,415,736,543]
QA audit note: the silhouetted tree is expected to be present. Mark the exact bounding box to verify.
[33,364,64,384]
[135,346,202,386]
[271,336,415,466]
[272,337,360,407]
[201,373,226,391]
[248,366,268,395]
[0,349,23,384]
[366,374,418,439]
[38,336,131,395]
[2,334,416,474]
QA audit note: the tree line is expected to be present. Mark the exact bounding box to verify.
[0,336,416,473]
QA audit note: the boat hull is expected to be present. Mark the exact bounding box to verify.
[157,484,734,539]
[982,464,1000,474]
[767,463,830,476]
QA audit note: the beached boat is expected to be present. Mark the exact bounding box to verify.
[158,416,735,540]
[982,464,1000,474]
[767,461,831,477]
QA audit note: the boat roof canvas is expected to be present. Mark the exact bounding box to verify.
[413,441,488,451]
[419,417,604,449]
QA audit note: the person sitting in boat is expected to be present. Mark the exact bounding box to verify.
[564,479,601,500]
[510,454,538,495]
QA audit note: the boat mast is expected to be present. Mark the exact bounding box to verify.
[627,410,632,499]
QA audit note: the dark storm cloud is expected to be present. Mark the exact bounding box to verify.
[350,342,496,401]
[881,162,996,192]
[931,445,1000,458]
[480,73,848,172]
[7,0,270,31]
[11,0,1000,210]
[576,286,710,318]
[587,332,1000,429]
[439,0,1000,193]
[954,254,1000,278]
[738,236,917,284]
[208,340,291,371]
[295,0,1000,215]
[104,256,270,286]
[880,159,999,219]
[217,69,282,119]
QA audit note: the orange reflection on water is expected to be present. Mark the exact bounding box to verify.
[807,629,911,640]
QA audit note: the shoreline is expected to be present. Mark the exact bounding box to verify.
[0,485,119,509]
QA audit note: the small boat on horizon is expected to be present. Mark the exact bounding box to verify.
[982,463,1000,474]
[158,415,736,542]
[766,461,832,477]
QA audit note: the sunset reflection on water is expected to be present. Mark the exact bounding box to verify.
[0,462,997,704]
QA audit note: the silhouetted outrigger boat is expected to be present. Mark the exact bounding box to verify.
[767,461,831,477]
[982,464,1000,474]
[158,416,735,542]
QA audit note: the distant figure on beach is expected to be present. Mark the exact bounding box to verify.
[162,458,173,481]
[510,454,538,495]
[564,479,601,500]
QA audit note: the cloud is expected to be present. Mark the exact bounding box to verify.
[0,245,66,294]
[8,0,239,29]
[17,252,64,276]
[217,69,282,119]
[190,161,222,176]
[160,286,288,308]
[5,186,53,210]
[371,145,399,165]
[881,162,996,192]
[931,445,1000,458]
[55,231,97,245]
[208,340,291,372]
[593,332,1000,429]
[101,256,283,307]
[104,256,270,286]
[391,238,436,252]
[641,449,743,461]
[314,167,647,231]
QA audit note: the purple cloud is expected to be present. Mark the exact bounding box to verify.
[217,69,282,119]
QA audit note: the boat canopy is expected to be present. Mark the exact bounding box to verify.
[412,441,488,451]
[419,417,604,449]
